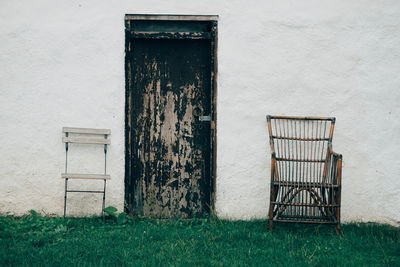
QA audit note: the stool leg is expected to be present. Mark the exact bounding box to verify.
[63,178,68,218]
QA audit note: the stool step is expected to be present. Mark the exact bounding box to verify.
[61,173,111,180]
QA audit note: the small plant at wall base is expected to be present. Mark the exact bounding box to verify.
[103,206,130,225]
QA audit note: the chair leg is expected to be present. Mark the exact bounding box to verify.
[268,207,274,232]
[268,220,274,232]
[102,179,106,220]
[63,178,68,218]
[268,187,277,232]
[335,224,342,235]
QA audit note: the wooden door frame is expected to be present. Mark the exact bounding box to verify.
[124,14,218,215]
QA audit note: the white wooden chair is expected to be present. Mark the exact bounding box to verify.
[62,127,111,217]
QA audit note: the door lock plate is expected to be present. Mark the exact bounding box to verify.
[199,115,212,122]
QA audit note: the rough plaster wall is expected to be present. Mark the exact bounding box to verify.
[0,0,399,224]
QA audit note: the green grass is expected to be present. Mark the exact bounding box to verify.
[0,214,399,266]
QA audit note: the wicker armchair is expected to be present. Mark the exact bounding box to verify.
[266,116,343,233]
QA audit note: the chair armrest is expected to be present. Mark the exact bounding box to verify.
[326,151,343,185]
[270,154,279,182]
[330,150,342,159]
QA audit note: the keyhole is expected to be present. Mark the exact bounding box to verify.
[193,107,202,117]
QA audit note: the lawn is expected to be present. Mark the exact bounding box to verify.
[0,213,399,266]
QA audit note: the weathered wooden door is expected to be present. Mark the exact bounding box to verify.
[125,16,217,218]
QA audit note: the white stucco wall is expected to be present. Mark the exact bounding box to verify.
[1,0,399,225]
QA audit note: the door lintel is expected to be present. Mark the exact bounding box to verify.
[125,14,219,21]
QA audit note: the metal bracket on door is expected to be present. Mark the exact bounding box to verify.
[199,115,212,122]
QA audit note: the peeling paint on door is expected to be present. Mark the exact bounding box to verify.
[125,34,214,217]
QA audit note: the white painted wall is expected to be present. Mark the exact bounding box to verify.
[1,0,399,225]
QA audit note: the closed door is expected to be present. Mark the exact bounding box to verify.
[126,37,213,218]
